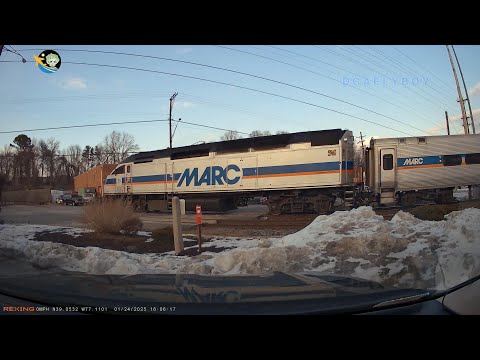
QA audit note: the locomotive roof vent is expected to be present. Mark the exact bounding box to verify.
[399,138,406,144]
[418,137,427,144]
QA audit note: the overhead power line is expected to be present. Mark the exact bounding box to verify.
[0,119,169,134]
[313,45,439,120]
[17,47,429,134]
[354,45,457,106]
[2,58,415,136]
[336,46,455,112]
[260,45,438,123]
[0,117,249,136]
[393,46,456,92]
[366,46,455,100]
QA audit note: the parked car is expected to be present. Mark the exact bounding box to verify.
[82,193,96,204]
[64,194,84,206]
[56,194,71,204]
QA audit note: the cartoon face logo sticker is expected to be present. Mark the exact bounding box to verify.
[45,53,60,69]
[33,50,62,74]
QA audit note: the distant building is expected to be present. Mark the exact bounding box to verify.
[74,164,117,196]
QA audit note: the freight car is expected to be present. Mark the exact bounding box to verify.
[365,133,480,205]
[103,129,356,213]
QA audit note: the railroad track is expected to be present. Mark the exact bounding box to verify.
[214,199,478,228]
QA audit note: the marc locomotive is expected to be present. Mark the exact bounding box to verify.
[103,129,480,213]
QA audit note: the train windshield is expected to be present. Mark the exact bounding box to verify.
[0,45,479,315]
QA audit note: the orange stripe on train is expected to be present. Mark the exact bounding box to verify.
[398,164,443,170]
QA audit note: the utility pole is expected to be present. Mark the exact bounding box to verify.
[452,45,475,134]
[446,45,469,134]
[0,45,4,57]
[169,92,178,148]
[358,132,366,188]
[445,111,450,135]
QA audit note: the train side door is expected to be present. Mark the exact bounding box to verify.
[166,163,174,194]
[124,163,133,194]
[380,148,396,188]
[114,165,125,193]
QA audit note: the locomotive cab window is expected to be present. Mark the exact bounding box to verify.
[126,165,131,173]
[113,165,125,175]
[442,154,462,166]
[465,153,480,165]
[383,154,393,170]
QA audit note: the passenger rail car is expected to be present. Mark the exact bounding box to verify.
[104,129,355,213]
[365,133,480,205]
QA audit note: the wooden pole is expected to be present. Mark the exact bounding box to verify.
[445,111,450,135]
[452,45,475,134]
[446,45,469,134]
[172,196,184,255]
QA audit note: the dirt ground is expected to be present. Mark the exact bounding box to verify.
[32,230,232,256]
[9,200,480,256]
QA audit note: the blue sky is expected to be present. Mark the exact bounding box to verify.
[1,45,479,153]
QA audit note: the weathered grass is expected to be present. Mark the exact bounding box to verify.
[81,198,143,235]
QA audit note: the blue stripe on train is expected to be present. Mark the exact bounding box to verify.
[106,161,354,184]
[243,161,353,176]
[397,155,442,167]
[131,173,182,182]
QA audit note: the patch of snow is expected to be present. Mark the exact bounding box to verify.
[1,206,479,290]
[453,187,469,201]
[137,231,152,237]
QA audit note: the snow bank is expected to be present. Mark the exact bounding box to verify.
[454,187,470,201]
[453,186,480,201]
[1,207,479,290]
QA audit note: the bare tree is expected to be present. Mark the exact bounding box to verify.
[221,130,242,141]
[249,130,271,137]
[276,130,289,135]
[354,144,364,167]
[82,145,95,171]
[0,145,14,181]
[12,134,35,185]
[31,137,41,184]
[45,138,60,185]
[92,145,105,165]
[65,145,83,176]
[102,131,139,163]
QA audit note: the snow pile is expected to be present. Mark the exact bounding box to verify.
[453,187,470,201]
[1,207,479,290]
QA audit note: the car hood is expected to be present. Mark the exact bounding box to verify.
[0,257,430,314]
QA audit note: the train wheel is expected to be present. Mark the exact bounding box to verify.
[435,190,454,204]
[314,198,332,214]
[268,202,283,215]
[401,192,416,206]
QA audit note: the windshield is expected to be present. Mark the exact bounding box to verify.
[0,45,479,315]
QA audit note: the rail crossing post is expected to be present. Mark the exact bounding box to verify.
[172,196,184,255]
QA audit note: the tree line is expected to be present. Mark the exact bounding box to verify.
[0,128,290,191]
[0,131,139,190]
[221,129,289,141]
